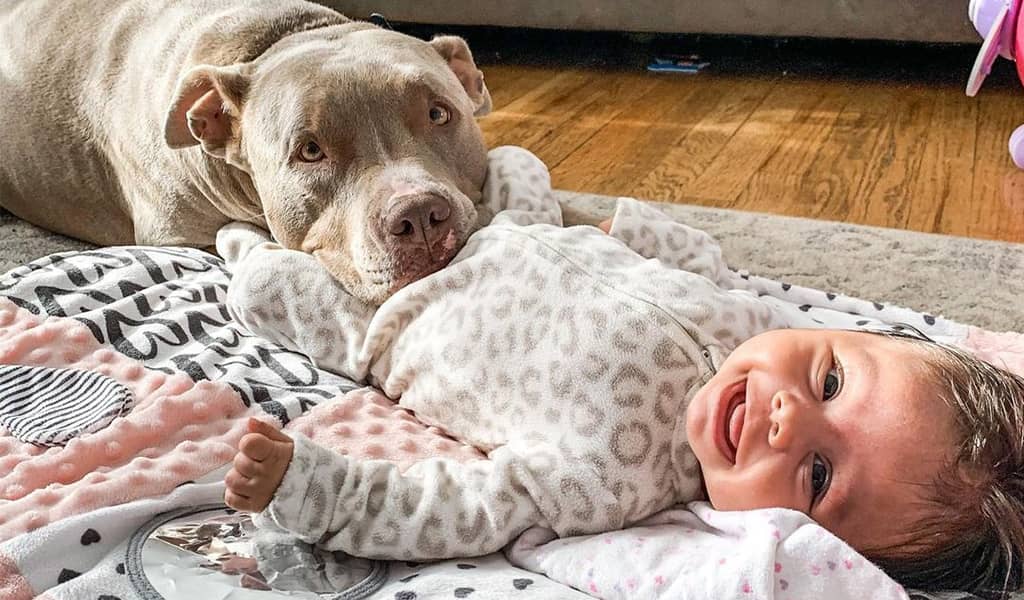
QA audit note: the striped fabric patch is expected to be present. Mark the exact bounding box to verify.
[0,364,133,446]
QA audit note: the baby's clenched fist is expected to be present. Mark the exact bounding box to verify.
[224,418,294,513]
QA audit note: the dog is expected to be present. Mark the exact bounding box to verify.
[0,0,492,304]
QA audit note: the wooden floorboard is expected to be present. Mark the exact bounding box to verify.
[971,91,1024,240]
[449,30,1024,243]
[633,77,776,204]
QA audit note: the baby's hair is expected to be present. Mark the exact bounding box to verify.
[860,326,1024,599]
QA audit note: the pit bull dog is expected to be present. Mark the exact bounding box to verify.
[0,0,492,304]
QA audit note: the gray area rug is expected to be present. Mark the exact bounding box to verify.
[3,195,1023,332]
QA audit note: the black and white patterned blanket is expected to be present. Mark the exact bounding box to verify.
[1,246,361,423]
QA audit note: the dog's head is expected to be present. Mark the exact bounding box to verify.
[165,24,491,305]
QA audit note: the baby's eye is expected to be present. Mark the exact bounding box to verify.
[811,454,831,504]
[822,358,842,401]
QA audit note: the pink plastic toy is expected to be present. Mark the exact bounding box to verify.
[968,0,1024,167]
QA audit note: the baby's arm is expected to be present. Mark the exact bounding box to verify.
[227,419,619,560]
[482,146,563,227]
[605,198,738,287]
[216,223,376,381]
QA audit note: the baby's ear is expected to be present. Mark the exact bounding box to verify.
[429,35,492,116]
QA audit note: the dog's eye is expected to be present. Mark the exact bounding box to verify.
[298,141,324,162]
[428,105,451,126]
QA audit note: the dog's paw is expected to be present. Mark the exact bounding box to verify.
[216,222,274,269]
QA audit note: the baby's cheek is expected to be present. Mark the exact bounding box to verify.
[704,465,803,514]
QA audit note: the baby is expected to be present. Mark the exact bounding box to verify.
[219,147,1024,597]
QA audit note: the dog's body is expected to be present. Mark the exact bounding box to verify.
[0,0,492,304]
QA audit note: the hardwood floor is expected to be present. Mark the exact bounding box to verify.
[425,28,1024,242]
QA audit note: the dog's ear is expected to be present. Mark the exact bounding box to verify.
[429,35,492,117]
[164,65,250,158]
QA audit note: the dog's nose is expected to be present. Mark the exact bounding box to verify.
[384,194,453,246]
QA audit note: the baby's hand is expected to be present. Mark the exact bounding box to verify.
[224,418,294,513]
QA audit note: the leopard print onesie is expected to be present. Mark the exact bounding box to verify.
[217,146,788,561]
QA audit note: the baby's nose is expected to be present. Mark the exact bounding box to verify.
[767,391,804,450]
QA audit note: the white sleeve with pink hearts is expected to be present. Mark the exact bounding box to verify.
[507,502,910,600]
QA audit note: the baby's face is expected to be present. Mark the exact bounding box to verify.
[686,329,957,552]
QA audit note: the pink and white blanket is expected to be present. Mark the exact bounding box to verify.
[0,294,494,600]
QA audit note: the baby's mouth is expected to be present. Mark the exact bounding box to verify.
[721,387,746,464]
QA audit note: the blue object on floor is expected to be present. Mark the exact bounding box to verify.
[647,55,710,73]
